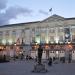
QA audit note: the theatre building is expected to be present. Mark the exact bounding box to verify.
[0,14,75,61]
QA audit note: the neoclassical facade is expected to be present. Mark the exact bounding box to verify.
[0,14,75,60]
[0,14,75,45]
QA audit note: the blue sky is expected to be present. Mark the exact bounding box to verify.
[0,0,75,25]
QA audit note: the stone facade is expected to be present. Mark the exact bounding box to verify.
[0,14,75,45]
[0,14,75,60]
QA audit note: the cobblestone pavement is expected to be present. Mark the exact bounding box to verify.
[0,60,75,75]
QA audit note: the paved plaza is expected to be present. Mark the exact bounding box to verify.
[0,60,75,75]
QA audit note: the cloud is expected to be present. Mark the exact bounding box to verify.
[0,13,7,25]
[0,0,7,10]
[5,6,32,19]
[0,0,33,25]
[39,10,49,15]
[0,6,33,25]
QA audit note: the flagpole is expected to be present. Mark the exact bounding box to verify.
[51,10,52,16]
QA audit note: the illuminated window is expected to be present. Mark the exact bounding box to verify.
[35,36,40,44]
[35,29,40,44]
[2,39,6,45]
[8,39,12,45]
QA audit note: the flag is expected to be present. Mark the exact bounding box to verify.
[49,8,52,12]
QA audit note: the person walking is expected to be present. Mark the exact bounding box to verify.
[48,57,52,66]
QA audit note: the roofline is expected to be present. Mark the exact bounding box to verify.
[0,21,40,28]
[1,14,75,28]
[65,18,75,20]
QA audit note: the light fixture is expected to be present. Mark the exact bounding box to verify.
[56,51,58,55]
[8,39,12,45]
[55,37,59,43]
[2,39,6,45]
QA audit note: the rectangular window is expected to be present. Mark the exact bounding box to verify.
[0,31,3,36]
[32,37,35,43]
[71,28,75,32]
[58,28,63,32]
[5,30,9,36]
[59,36,63,42]
[12,30,16,36]
[72,35,75,42]
[50,36,54,42]
[49,28,55,33]
[21,29,25,38]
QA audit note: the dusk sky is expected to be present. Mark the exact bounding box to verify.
[0,0,75,25]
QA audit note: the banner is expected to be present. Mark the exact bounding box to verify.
[64,28,70,42]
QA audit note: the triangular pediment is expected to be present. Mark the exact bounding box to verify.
[42,14,65,22]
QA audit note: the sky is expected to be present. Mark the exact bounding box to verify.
[0,0,75,26]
